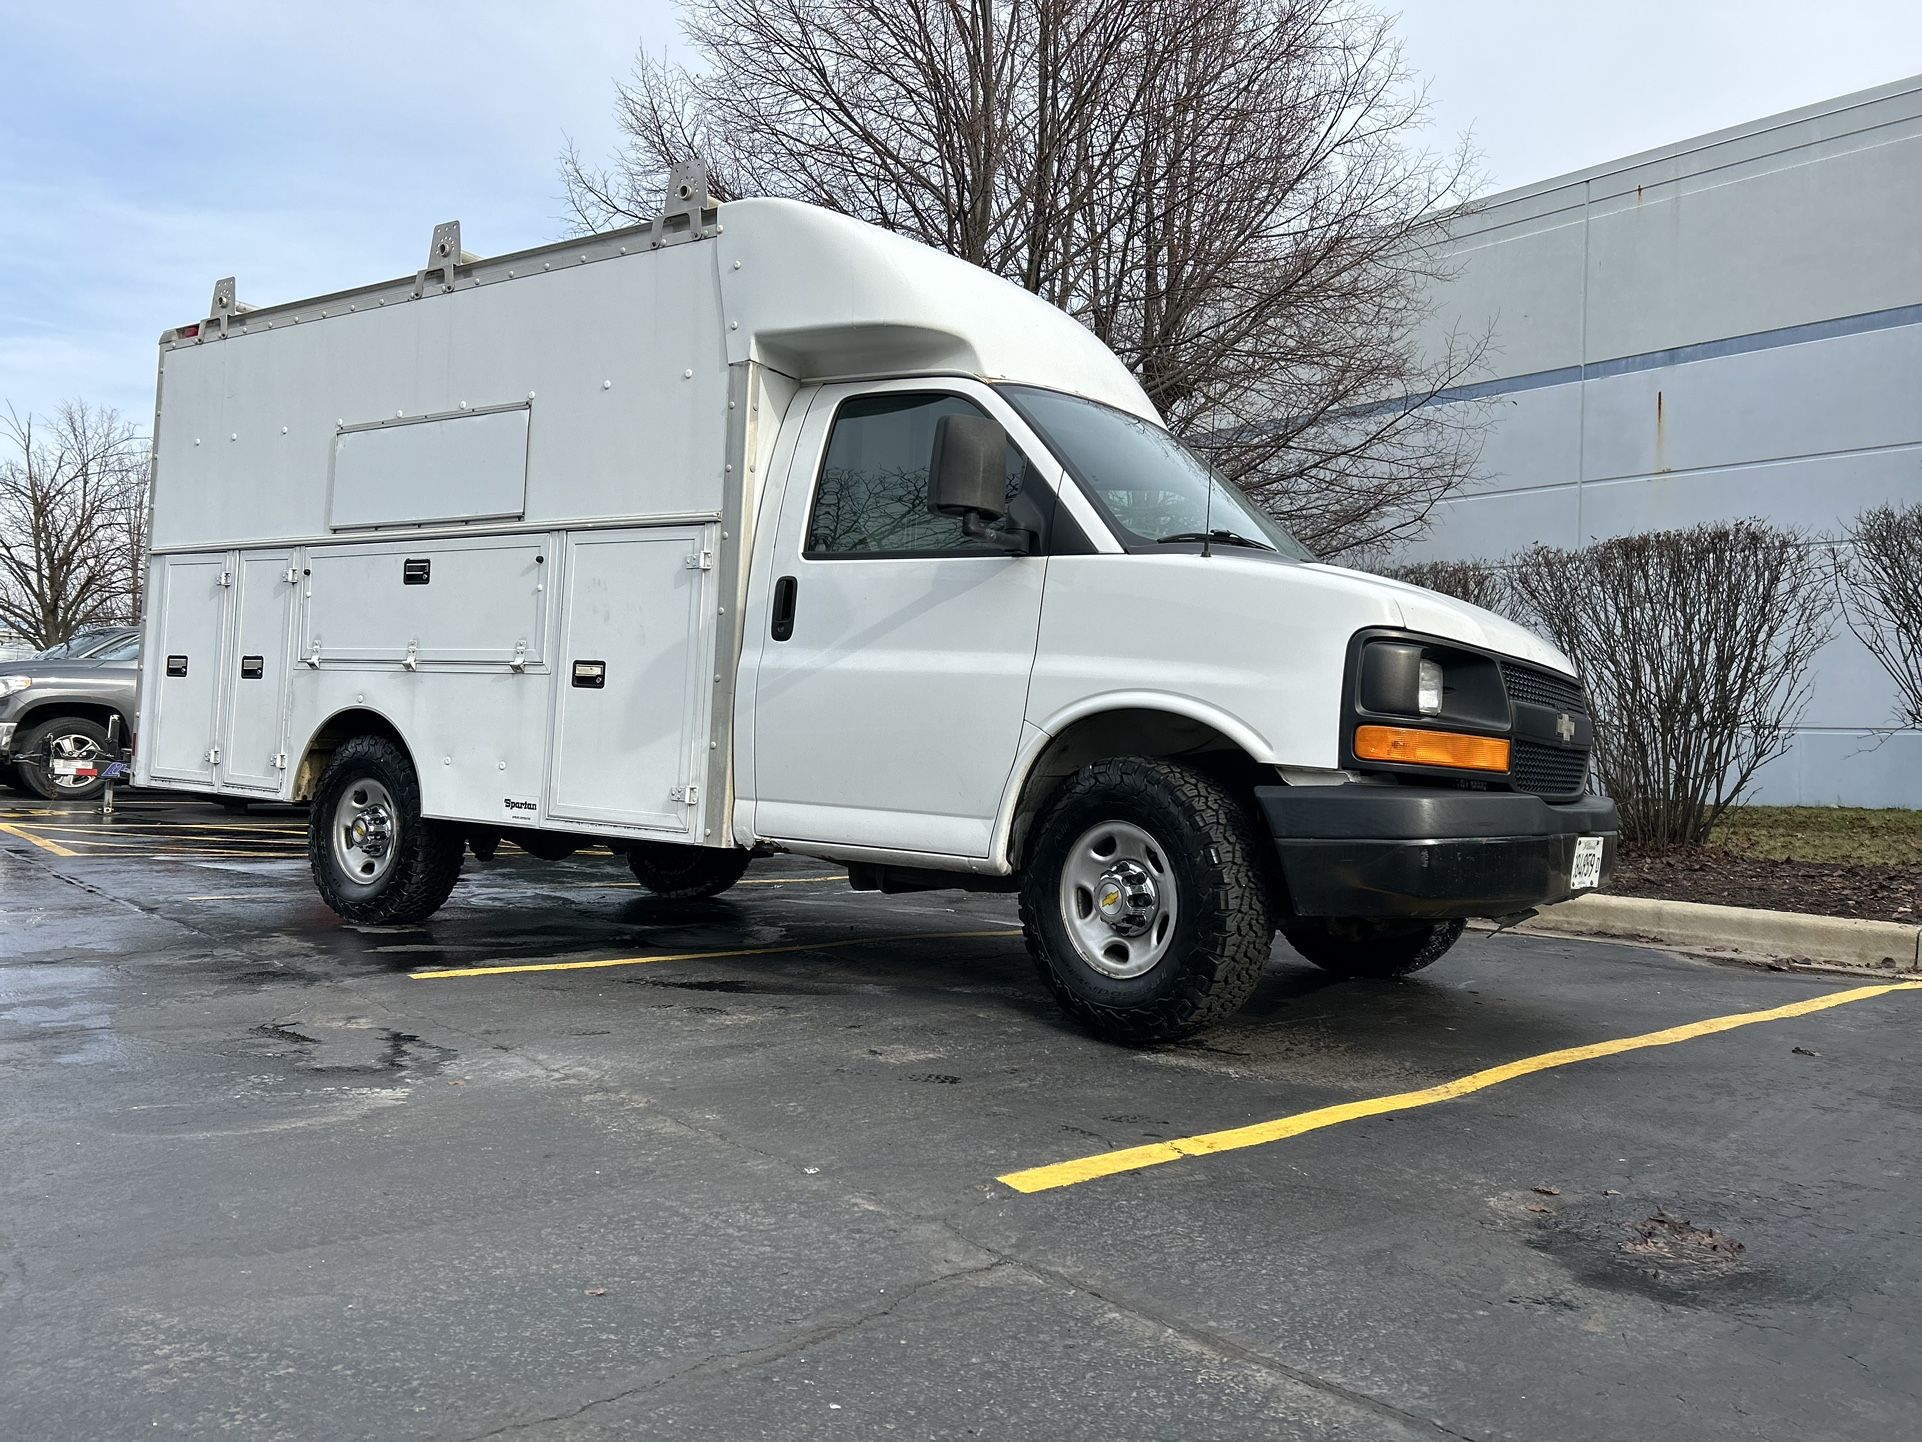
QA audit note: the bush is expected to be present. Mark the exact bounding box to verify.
[1507,521,1832,847]
[1835,502,1922,728]
[1379,558,1506,612]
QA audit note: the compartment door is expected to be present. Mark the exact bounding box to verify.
[145,552,231,786]
[218,550,299,792]
[547,527,710,834]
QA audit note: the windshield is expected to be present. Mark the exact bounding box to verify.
[1000,385,1312,559]
[92,635,140,661]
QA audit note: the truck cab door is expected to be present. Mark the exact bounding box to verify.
[743,379,1058,859]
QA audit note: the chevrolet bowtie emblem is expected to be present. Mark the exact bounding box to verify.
[1555,711,1577,744]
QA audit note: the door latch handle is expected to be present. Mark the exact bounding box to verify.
[771,575,798,642]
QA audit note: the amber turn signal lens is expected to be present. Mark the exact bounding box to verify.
[1353,724,1510,772]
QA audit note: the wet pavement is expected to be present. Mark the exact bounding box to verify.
[2,793,1918,1441]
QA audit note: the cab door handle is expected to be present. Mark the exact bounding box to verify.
[770,576,798,642]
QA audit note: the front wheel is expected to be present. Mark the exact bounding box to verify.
[309,735,464,925]
[625,842,751,898]
[1019,757,1274,1043]
[1280,918,1466,979]
[16,716,112,801]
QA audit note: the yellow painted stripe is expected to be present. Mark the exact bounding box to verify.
[411,927,1020,980]
[998,980,1922,1194]
[0,821,79,857]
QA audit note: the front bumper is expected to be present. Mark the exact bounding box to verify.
[1256,783,1617,921]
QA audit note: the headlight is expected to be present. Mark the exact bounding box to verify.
[0,676,31,698]
[1417,658,1443,715]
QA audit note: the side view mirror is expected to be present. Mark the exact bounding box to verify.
[928,413,1035,553]
[928,413,1009,523]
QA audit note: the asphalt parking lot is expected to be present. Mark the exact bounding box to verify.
[3,795,1918,1441]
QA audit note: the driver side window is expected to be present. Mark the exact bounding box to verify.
[804,393,1034,558]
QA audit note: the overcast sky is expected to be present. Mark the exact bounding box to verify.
[2,1,1916,425]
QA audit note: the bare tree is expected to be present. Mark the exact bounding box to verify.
[0,401,150,649]
[564,0,1489,559]
[1378,556,1504,611]
[1507,523,1833,847]
[1835,503,1922,728]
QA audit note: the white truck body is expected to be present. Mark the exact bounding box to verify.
[138,179,1613,1039]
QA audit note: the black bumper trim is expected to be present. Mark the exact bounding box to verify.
[1256,783,1618,921]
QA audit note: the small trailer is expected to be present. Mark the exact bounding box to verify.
[136,167,1615,1040]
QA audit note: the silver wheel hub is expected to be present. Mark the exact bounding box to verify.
[1060,820,1178,979]
[45,732,104,790]
[332,780,399,887]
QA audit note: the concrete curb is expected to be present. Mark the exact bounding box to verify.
[1491,893,1922,973]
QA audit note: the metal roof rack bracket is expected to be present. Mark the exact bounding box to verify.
[414,221,480,297]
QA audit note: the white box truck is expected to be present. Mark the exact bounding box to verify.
[136,168,1615,1041]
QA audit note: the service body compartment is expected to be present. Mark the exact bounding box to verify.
[219,550,300,792]
[546,526,716,835]
[141,553,230,787]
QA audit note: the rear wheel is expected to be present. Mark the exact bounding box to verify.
[308,735,464,924]
[16,716,111,801]
[1020,757,1273,1043]
[625,842,752,899]
[1280,917,1466,979]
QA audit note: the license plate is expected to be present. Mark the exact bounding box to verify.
[1570,835,1605,891]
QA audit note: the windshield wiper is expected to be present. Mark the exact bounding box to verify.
[1154,529,1275,552]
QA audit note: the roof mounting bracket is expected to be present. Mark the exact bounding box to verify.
[203,277,252,339]
[656,161,719,247]
[414,221,480,297]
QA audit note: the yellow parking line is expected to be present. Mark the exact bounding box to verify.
[998,980,1922,1195]
[411,927,1021,980]
[0,822,79,858]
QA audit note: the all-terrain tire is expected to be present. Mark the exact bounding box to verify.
[1019,757,1274,1043]
[625,842,752,898]
[308,734,464,925]
[1280,917,1466,979]
[16,716,112,801]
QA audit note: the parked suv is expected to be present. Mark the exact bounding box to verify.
[0,629,139,800]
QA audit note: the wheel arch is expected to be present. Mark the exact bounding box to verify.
[997,700,1276,872]
[11,698,134,742]
[291,706,411,802]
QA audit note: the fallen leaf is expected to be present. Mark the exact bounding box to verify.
[585,1287,607,1297]
[1791,1046,1819,1057]
[1532,1186,1561,1197]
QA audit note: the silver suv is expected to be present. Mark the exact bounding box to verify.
[0,628,139,801]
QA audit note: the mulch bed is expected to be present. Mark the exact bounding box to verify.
[1610,848,1922,925]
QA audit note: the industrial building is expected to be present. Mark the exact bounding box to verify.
[1406,75,1921,806]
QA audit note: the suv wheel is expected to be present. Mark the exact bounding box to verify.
[1020,757,1273,1043]
[16,717,112,802]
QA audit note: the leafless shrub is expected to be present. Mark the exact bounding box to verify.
[1378,557,1505,612]
[565,0,1490,560]
[1507,522,1833,847]
[0,401,149,648]
[1835,503,1922,728]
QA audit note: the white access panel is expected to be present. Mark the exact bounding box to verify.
[303,534,549,667]
[546,527,712,834]
[330,405,530,531]
[145,553,230,786]
[219,550,299,792]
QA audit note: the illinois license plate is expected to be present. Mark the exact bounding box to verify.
[1570,835,1605,891]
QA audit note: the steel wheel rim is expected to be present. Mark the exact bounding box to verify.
[1058,819,1178,979]
[332,778,399,888]
[44,731,105,791]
